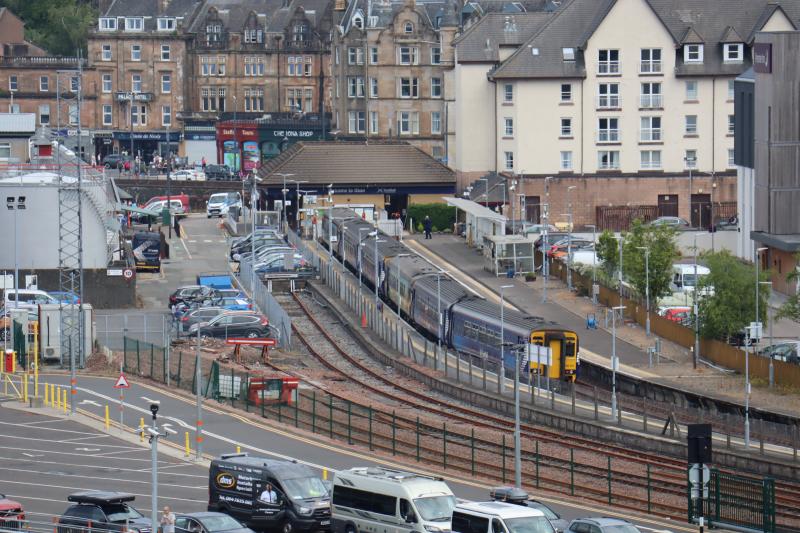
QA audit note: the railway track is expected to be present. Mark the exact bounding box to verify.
[261,289,800,526]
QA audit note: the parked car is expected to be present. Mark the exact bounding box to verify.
[179,308,264,333]
[168,285,218,308]
[231,237,286,260]
[133,199,185,222]
[547,238,594,257]
[0,493,24,530]
[231,229,281,248]
[663,307,692,324]
[566,518,641,533]
[57,491,151,533]
[207,192,242,218]
[760,342,800,364]
[254,253,306,273]
[205,164,234,181]
[534,233,568,250]
[102,154,131,169]
[648,216,690,229]
[175,513,254,533]
[3,289,58,311]
[172,169,206,181]
[489,487,568,533]
[189,313,270,338]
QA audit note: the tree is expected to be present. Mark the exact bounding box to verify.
[0,0,97,55]
[776,252,800,321]
[698,250,769,341]
[621,220,679,305]
[596,230,619,280]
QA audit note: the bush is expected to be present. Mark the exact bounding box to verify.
[407,203,456,233]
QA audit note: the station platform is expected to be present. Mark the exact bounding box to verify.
[403,233,800,419]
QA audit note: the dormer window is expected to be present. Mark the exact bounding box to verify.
[353,13,364,29]
[244,29,263,43]
[124,17,144,31]
[404,21,414,33]
[293,23,309,42]
[157,18,176,31]
[562,47,575,61]
[207,24,222,44]
[684,44,703,63]
[724,43,743,62]
[99,18,117,31]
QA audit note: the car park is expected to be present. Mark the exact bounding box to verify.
[489,487,567,533]
[0,493,24,530]
[566,517,641,533]
[175,513,254,533]
[57,491,151,533]
[189,313,270,338]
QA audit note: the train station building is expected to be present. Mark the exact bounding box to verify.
[257,140,455,223]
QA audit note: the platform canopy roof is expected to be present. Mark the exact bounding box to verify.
[444,197,507,222]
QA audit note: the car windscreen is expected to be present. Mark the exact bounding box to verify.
[413,495,455,522]
[526,503,559,520]
[200,515,244,532]
[209,194,228,204]
[282,476,328,500]
[603,526,640,533]
[105,504,144,523]
[504,517,553,533]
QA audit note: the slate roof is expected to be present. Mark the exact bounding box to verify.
[257,141,456,185]
[101,0,203,31]
[455,12,555,62]
[490,0,800,79]
[339,0,460,34]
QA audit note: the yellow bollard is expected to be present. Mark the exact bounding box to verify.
[33,323,38,398]
[56,387,61,409]
[185,432,190,457]
[236,445,241,454]
[322,468,328,480]
[105,405,110,430]
[62,389,67,413]
[44,381,49,405]
[50,383,56,408]
[23,372,28,403]
[139,418,145,442]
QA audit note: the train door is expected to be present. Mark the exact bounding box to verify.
[546,336,561,380]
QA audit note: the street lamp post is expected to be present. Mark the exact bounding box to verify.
[760,281,774,387]
[435,272,448,350]
[542,177,552,303]
[477,177,489,208]
[276,172,296,230]
[637,246,651,336]
[195,328,203,460]
[565,186,577,291]
[747,246,768,448]
[498,284,517,485]
[692,233,709,369]
[289,179,308,230]
[711,181,718,251]
[611,305,626,419]
[142,400,175,532]
[586,224,597,304]
[374,234,385,309]
[617,235,624,305]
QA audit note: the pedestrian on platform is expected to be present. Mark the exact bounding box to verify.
[423,215,433,240]
[173,214,181,238]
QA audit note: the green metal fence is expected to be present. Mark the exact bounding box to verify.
[688,468,775,533]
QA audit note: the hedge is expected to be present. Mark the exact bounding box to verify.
[407,203,456,233]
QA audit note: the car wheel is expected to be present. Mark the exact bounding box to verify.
[282,521,293,533]
[345,525,356,533]
[246,330,260,338]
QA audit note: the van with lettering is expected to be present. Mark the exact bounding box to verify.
[208,453,331,533]
[331,467,455,533]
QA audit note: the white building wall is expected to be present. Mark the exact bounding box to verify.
[737,164,755,262]
[453,59,496,184]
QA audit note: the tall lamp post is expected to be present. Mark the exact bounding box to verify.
[499,284,517,486]
[541,176,552,303]
[288,179,308,230]
[637,246,651,336]
[692,233,709,369]
[586,224,597,304]
[435,271,448,350]
[142,400,176,533]
[477,177,489,208]
[610,305,626,419]
[747,246,768,448]
[275,172,296,230]
[761,281,774,387]
[565,185,577,290]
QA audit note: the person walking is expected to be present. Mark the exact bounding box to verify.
[160,506,176,533]
[173,214,181,238]
[423,215,433,240]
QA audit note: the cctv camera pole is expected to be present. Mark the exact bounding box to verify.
[150,405,159,533]
[195,328,203,460]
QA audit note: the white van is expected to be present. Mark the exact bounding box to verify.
[670,263,711,293]
[4,289,58,311]
[452,502,554,533]
[331,467,455,533]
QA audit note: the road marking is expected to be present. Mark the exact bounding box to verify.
[20,418,71,427]
[0,456,205,478]
[182,238,194,259]
[1,433,139,450]
[74,447,102,452]
[0,445,157,463]
[48,375,694,532]
[59,434,110,443]
[0,479,205,504]
[0,466,205,490]
[204,239,213,243]
[0,419,105,436]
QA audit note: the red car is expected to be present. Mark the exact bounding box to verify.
[0,494,25,530]
[664,307,692,324]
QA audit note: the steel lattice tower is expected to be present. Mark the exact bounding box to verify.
[56,61,85,377]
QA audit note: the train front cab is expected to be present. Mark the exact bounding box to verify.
[529,330,578,382]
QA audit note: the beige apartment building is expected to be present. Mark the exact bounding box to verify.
[330,0,459,161]
[454,0,800,227]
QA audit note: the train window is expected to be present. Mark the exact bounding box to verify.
[564,341,576,356]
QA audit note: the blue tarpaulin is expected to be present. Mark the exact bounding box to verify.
[197,273,233,289]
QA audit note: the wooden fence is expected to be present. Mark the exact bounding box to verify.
[544,254,800,389]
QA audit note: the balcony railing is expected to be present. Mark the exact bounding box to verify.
[597,95,620,108]
[640,128,662,142]
[598,61,620,74]
[641,159,661,169]
[598,158,620,170]
[0,56,86,67]
[640,60,662,74]
[597,129,620,143]
[640,94,663,108]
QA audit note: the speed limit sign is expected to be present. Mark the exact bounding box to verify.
[123,268,135,280]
